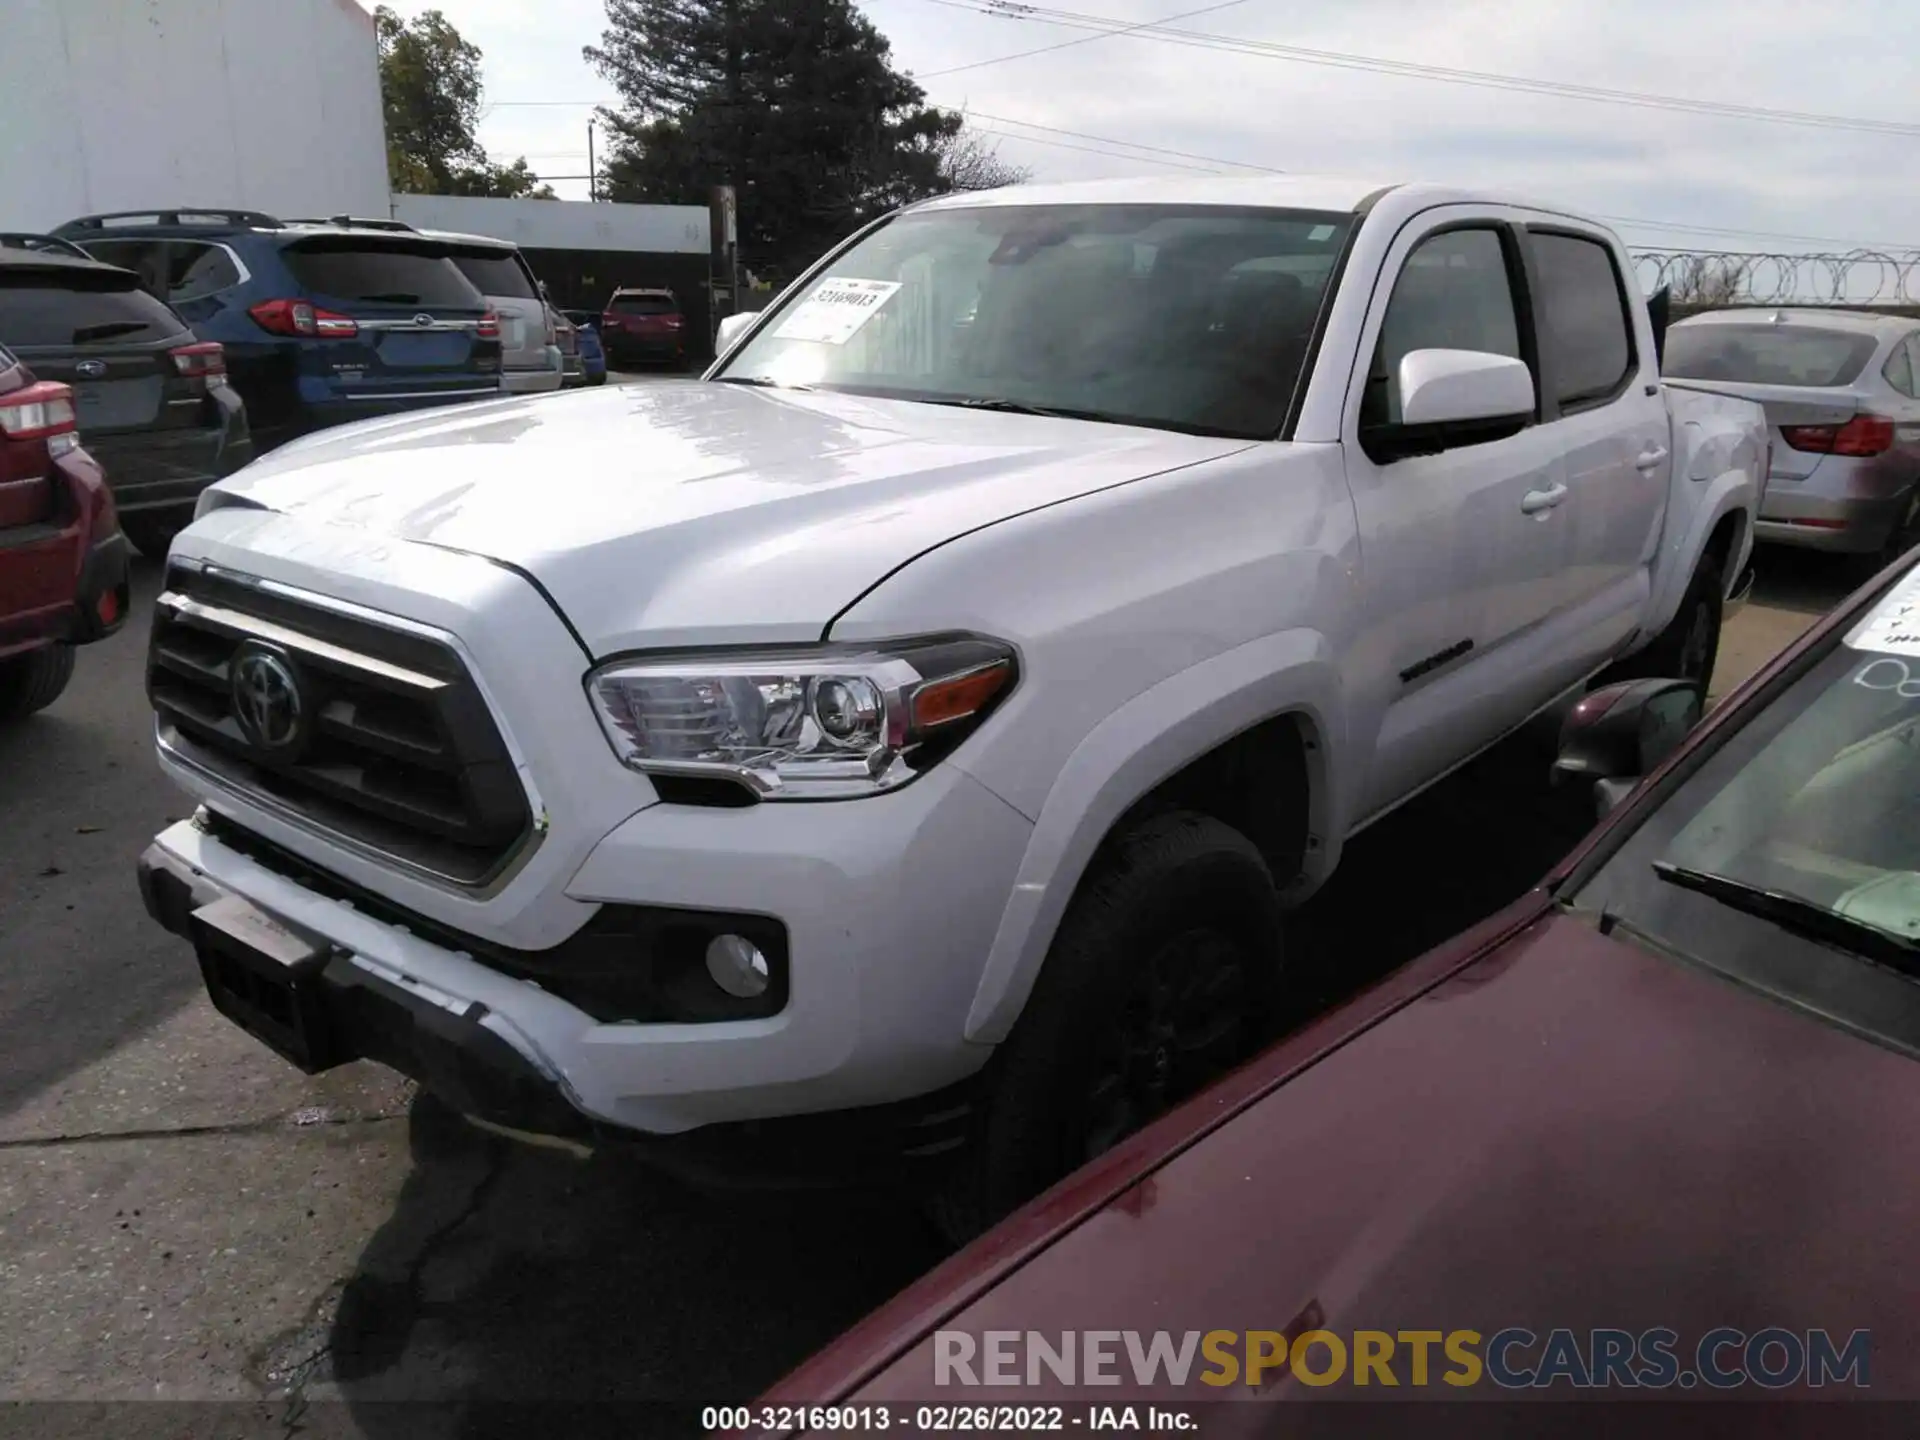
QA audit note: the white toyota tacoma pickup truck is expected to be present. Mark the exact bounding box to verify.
[137,176,1765,1233]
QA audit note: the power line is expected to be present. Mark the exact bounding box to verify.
[915,0,1920,140]
[971,126,1220,172]
[919,0,1243,78]
[955,107,1282,171]
[947,109,1912,250]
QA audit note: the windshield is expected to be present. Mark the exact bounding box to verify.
[1663,323,1879,386]
[0,275,183,348]
[451,251,539,300]
[610,293,677,314]
[714,203,1354,439]
[280,240,483,309]
[1571,564,1920,973]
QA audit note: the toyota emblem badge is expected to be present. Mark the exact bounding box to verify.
[229,644,307,755]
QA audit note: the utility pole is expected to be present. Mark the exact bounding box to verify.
[587,119,598,202]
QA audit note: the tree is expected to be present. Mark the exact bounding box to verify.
[585,0,961,273]
[932,124,1031,192]
[1668,255,1746,308]
[376,7,557,199]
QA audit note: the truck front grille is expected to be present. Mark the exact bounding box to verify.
[147,564,532,887]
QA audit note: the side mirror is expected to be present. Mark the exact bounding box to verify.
[1397,349,1536,429]
[716,311,755,353]
[1552,678,1704,819]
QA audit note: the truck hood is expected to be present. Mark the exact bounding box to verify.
[210,381,1250,654]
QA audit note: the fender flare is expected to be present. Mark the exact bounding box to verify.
[1641,465,1755,643]
[961,628,1347,1045]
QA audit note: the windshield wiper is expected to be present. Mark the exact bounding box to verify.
[72,321,148,343]
[710,375,812,391]
[1652,861,1920,972]
[923,396,1114,422]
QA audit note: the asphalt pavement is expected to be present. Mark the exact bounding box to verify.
[0,526,1857,1428]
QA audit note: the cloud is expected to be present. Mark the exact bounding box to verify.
[397,0,1920,257]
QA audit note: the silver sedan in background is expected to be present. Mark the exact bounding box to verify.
[1664,308,1920,571]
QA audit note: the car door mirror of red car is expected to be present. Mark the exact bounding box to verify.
[1552,678,1704,818]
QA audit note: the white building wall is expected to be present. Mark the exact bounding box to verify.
[391,194,710,256]
[0,0,389,232]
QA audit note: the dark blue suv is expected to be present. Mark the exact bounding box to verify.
[55,209,503,452]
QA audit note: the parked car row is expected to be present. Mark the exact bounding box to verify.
[0,204,696,728]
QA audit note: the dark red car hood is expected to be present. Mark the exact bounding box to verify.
[789,906,1920,1404]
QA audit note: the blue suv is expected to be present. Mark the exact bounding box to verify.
[55,209,503,452]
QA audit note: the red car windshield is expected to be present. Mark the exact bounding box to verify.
[1569,561,1920,979]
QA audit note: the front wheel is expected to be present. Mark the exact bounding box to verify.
[0,644,77,722]
[930,810,1287,1244]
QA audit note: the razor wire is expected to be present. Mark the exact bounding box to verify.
[1630,248,1920,307]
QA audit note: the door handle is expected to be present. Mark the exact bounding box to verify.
[1635,445,1670,471]
[1520,482,1568,515]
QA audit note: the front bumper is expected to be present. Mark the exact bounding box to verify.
[137,788,1018,1184]
[138,741,1031,1134]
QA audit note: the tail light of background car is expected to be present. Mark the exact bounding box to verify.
[478,310,500,340]
[0,380,79,506]
[249,299,359,338]
[170,341,227,387]
[1779,415,1896,457]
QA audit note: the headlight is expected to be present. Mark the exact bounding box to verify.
[587,635,1017,799]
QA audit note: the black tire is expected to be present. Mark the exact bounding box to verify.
[120,513,185,560]
[931,810,1287,1244]
[1601,552,1724,696]
[0,644,77,722]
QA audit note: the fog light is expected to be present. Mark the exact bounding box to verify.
[705,933,770,999]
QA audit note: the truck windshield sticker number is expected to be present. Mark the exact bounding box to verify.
[773,278,903,346]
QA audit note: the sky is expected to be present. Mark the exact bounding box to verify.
[373,0,1920,271]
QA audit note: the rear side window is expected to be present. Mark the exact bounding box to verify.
[609,293,677,315]
[83,239,242,303]
[1663,325,1879,387]
[0,276,184,347]
[1530,232,1634,407]
[1882,338,1916,398]
[450,252,538,300]
[170,243,244,301]
[280,241,481,308]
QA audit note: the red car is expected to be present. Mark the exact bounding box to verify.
[599,286,685,368]
[760,543,1920,1422]
[0,342,131,720]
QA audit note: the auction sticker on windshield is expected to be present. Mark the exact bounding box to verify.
[774,278,902,345]
[1844,567,1920,656]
